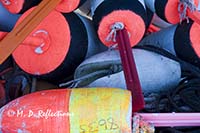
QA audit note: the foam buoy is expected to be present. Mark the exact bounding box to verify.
[72,49,181,94]
[0,88,132,132]
[139,21,200,67]
[144,0,199,24]
[91,0,148,47]
[12,8,105,83]
[0,3,20,31]
[56,0,86,13]
[0,0,86,14]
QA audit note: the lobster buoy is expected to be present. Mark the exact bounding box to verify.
[0,3,20,31]
[139,21,200,67]
[0,0,87,14]
[91,0,148,47]
[144,0,199,24]
[72,49,181,94]
[0,88,132,132]
[12,8,104,84]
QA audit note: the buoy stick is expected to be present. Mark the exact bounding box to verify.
[116,28,145,112]
[0,31,44,46]
[136,113,200,127]
[0,0,62,64]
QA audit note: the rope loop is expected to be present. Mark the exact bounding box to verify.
[178,0,197,23]
[106,22,124,42]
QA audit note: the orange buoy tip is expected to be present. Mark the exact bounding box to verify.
[56,0,81,13]
[190,22,200,57]
[98,10,146,47]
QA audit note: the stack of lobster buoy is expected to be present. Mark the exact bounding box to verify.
[0,0,200,132]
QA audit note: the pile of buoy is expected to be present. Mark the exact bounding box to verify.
[0,0,200,132]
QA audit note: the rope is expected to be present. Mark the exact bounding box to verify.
[132,115,155,133]
[178,0,197,23]
[1,0,11,5]
[135,45,200,112]
[106,22,124,42]
[59,63,122,88]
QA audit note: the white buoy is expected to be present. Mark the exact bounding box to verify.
[73,49,181,94]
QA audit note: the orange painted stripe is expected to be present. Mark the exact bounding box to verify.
[0,89,71,132]
[147,24,160,33]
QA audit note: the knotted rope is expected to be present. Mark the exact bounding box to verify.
[178,0,197,23]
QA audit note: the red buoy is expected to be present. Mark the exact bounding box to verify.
[12,8,88,83]
[0,0,87,14]
[145,0,199,24]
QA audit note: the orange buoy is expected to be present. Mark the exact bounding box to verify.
[12,8,88,84]
[56,0,86,13]
[92,0,148,47]
[12,7,105,84]
[145,0,199,24]
[139,20,200,67]
[0,88,132,132]
[0,0,87,14]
